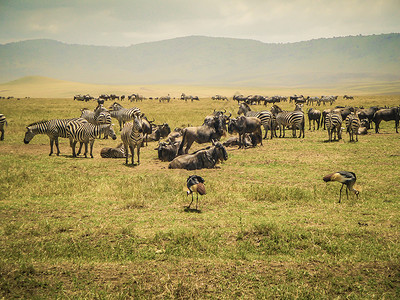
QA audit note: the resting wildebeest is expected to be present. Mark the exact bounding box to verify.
[373,107,400,133]
[169,141,228,170]
[178,114,226,155]
[156,141,181,162]
[228,116,262,148]
[356,106,380,128]
[223,133,260,148]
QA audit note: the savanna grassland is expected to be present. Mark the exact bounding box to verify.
[0,93,399,299]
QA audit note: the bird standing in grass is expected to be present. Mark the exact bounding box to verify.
[186,175,206,210]
[323,171,359,203]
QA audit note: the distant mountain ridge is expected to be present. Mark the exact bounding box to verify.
[0,34,399,87]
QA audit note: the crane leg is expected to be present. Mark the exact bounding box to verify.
[187,194,194,208]
[339,184,344,203]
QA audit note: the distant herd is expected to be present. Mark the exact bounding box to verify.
[1,93,399,170]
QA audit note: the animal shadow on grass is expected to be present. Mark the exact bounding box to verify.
[184,206,202,213]
[124,163,140,168]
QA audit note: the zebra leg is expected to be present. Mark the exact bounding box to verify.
[90,140,94,158]
[77,142,83,156]
[137,145,141,165]
[124,143,129,165]
[49,138,54,156]
[129,145,135,165]
[0,129,4,140]
[84,142,88,158]
[55,137,60,156]
[71,141,77,157]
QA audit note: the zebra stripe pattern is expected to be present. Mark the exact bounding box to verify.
[24,118,87,156]
[345,113,361,142]
[325,113,342,142]
[108,102,141,130]
[275,111,305,138]
[0,114,7,141]
[237,103,275,139]
[100,143,126,158]
[66,121,116,158]
[121,115,144,165]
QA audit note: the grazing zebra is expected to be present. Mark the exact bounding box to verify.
[121,115,144,165]
[108,102,141,130]
[325,113,342,142]
[0,114,7,141]
[237,102,275,139]
[271,105,305,138]
[24,118,87,156]
[66,122,117,158]
[345,113,361,142]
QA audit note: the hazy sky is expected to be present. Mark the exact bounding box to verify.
[1,0,399,46]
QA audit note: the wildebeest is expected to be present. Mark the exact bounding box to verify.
[228,116,262,148]
[237,103,274,139]
[356,106,380,128]
[178,114,226,155]
[156,140,181,162]
[373,107,400,133]
[307,108,321,130]
[169,141,228,170]
[223,133,260,148]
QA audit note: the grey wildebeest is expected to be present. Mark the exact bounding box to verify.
[169,140,228,170]
[237,103,274,139]
[156,140,181,162]
[228,116,262,148]
[178,114,226,155]
[373,107,400,133]
[307,108,321,130]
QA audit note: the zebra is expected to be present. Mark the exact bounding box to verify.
[66,121,117,158]
[108,102,141,130]
[0,114,7,141]
[271,105,305,138]
[121,115,144,165]
[325,113,342,142]
[100,143,127,158]
[80,106,112,138]
[237,102,275,139]
[345,113,361,142]
[24,118,87,156]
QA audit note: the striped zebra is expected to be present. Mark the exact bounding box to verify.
[80,106,112,138]
[121,115,144,165]
[345,113,361,142]
[237,103,275,139]
[108,102,141,130]
[100,143,127,158]
[66,121,117,158]
[24,118,87,156]
[271,105,305,138]
[325,113,342,142]
[0,114,7,141]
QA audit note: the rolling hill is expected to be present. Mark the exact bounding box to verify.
[0,34,399,90]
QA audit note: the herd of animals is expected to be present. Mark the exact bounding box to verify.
[1,93,399,203]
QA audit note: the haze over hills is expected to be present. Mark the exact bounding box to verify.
[0,34,399,89]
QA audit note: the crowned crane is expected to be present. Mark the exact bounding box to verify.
[323,171,359,203]
[186,175,206,210]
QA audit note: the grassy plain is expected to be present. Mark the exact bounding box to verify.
[0,93,399,298]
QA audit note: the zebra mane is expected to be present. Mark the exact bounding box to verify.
[27,120,49,127]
